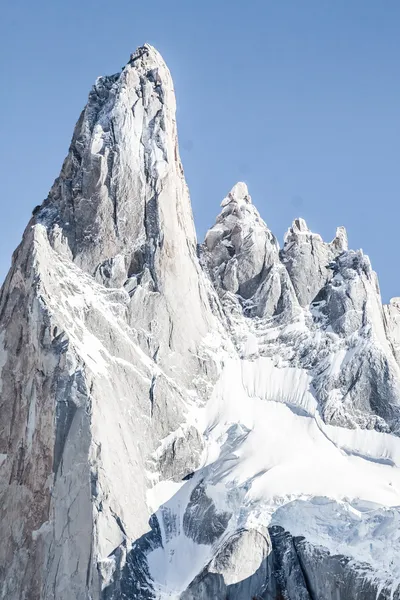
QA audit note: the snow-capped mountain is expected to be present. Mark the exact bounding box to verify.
[1,44,400,600]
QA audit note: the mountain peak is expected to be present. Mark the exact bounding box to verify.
[292,217,310,233]
[40,43,188,285]
[221,181,252,207]
[128,43,170,75]
[2,45,400,600]
[284,219,348,252]
[130,42,161,58]
[333,225,348,251]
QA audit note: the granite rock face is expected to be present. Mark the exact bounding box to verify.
[181,528,275,600]
[1,45,400,599]
[280,218,348,307]
[268,526,311,600]
[204,182,299,321]
[0,44,217,599]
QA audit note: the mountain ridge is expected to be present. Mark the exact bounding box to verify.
[1,44,400,600]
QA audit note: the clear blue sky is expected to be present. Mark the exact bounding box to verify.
[1,0,399,301]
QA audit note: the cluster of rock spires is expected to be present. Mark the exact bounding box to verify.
[1,44,400,599]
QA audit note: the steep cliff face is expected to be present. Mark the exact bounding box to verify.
[1,45,400,600]
[0,45,219,599]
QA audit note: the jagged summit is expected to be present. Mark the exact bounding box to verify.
[2,46,400,600]
[334,225,348,250]
[289,217,311,233]
[204,182,352,319]
[37,42,187,280]
[221,181,252,206]
[129,42,165,62]
[281,216,349,306]
[284,217,348,250]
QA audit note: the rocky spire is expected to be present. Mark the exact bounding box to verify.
[280,218,348,306]
[40,45,195,287]
[220,181,252,206]
[204,182,299,319]
[204,182,279,298]
[332,225,348,252]
[0,44,217,598]
[35,43,214,360]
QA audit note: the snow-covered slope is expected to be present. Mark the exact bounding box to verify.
[1,44,400,600]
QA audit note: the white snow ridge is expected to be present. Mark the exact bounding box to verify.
[1,44,400,600]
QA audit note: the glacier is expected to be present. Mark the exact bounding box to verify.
[1,43,400,599]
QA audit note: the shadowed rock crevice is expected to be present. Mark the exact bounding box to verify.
[183,482,232,545]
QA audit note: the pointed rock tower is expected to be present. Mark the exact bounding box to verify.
[0,45,217,598]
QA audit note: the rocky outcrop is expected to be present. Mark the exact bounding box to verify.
[205,182,279,298]
[203,182,299,321]
[294,536,400,600]
[182,528,275,600]
[311,249,400,432]
[280,218,347,307]
[269,526,311,600]
[384,297,400,365]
